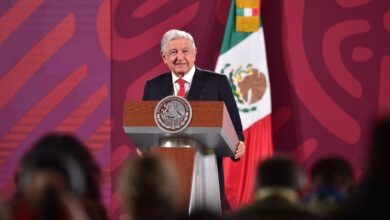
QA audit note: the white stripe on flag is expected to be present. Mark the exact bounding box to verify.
[215,28,271,130]
[244,8,252,16]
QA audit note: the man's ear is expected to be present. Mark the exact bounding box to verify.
[160,51,167,64]
[193,48,197,61]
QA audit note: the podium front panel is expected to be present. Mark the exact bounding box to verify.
[123,101,239,157]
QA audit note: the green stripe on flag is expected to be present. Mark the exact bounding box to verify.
[220,0,262,54]
[236,8,244,16]
[220,0,251,54]
[215,0,273,209]
[237,8,258,17]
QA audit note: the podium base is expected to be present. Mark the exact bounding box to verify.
[153,138,222,215]
[189,149,222,214]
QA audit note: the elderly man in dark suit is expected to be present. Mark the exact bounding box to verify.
[142,29,246,210]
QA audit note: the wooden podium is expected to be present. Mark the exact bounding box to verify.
[123,100,239,214]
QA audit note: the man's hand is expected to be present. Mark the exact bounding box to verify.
[136,148,144,157]
[234,141,246,159]
[136,148,151,157]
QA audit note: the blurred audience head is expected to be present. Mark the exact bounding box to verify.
[309,156,355,195]
[326,117,390,220]
[225,156,319,220]
[256,156,305,191]
[17,133,101,200]
[305,156,355,215]
[11,133,107,220]
[119,155,180,220]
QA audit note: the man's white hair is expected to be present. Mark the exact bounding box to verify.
[160,29,196,52]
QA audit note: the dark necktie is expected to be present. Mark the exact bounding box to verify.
[176,78,186,98]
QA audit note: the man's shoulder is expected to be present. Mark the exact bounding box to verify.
[196,68,226,80]
[146,72,171,83]
[146,68,227,83]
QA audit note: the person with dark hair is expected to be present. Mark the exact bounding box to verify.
[18,133,101,200]
[226,156,319,220]
[119,155,180,220]
[9,133,107,220]
[304,156,355,215]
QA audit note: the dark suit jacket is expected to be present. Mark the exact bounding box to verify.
[142,68,245,206]
[143,67,244,141]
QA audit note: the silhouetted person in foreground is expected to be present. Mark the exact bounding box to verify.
[225,156,319,220]
[0,199,9,220]
[177,209,222,220]
[331,117,390,220]
[119,155,181,220]
[9,133,107,220]
[304,156,355,216]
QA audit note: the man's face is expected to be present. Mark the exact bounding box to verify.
[161,37,197,78]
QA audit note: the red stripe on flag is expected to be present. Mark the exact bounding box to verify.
[223,114,274,209]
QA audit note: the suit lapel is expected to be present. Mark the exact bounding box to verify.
[187,68,206,101]
[162,73,174,98]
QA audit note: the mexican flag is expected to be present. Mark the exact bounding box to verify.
[215,0,274,208]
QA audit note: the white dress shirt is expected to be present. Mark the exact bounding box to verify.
[171,66,196,97]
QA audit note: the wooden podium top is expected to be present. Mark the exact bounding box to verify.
[123,101,239,157]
